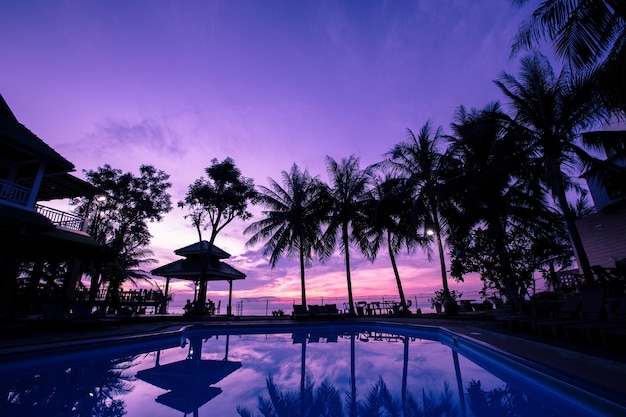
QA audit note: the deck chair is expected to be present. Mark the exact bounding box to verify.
[292,304,309,320]
[369,302,382,315]
[41,303,68,320]
[356,301,367,316]
[536,288,605,340]
[517,294,582,334]
[567,296,626,349]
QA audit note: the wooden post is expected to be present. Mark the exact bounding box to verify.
[227,279,233,316]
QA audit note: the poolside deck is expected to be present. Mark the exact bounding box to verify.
[1,313,625,398]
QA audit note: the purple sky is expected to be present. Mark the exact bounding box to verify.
[1,0,538,302]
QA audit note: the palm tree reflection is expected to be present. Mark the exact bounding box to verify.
[237,331,462,417]
[237,375,459,417]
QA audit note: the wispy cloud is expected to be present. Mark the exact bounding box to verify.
[91,116,186,156]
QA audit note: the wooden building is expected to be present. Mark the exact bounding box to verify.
[0,94,104,314]
[576,136,626,271]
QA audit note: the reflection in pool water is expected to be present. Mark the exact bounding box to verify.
[0,323,624,417]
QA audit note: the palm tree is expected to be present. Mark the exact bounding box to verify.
[364,174,425,313]
[444,102,557,309]
[244,164,331,307]
[495,52,611,284]
[512,0,626,113]
[322,156,373,315]
[386,122,456,305]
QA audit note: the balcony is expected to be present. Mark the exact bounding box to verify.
[0,178,30,206]
[36,204,86,232]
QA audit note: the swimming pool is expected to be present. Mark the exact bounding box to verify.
[1,322,624,416]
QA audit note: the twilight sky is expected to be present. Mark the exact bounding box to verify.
[1,0,539,303]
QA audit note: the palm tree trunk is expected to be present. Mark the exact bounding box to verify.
[401,336,409,416]
[300,340,306,417]
[453,351,467,417]
[343,224,355,315]
[552,171,594,285]
[349,333,357,417]
[388,230,407,310]
[299,242,307,306]
[432,209,450,295]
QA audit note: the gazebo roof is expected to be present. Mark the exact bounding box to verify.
[174,240,231,259]
[137,359,241,413]
[151,257,246,281]
[136,359,242,390]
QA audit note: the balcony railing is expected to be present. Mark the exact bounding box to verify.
[36,204,86,232]
[0,178,30,205]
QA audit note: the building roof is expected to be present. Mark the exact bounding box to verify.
[174,241,231,259]
[0,204,54,233]
[27,172,104,201]
[0,94,74,173]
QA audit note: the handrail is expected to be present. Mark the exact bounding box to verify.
[0,178,30,205]
[36,204,85,231]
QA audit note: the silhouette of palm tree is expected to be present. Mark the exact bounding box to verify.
[495,52,611,284]
[444,102,561,310]
[323,155,373,316]
[245,164,332,307]
[512,0,626,113]
[385,122,456,302]
[237,375,344,417]
[364,174,425,313]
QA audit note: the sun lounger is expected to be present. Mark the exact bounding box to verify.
[600,326,626,353]
[536,288,606,340]
[515,294,582,334]
[308,304,342,319]
[568,297,626,350]
[369,302,382,315]
[41,302,69,320]
[292,304,309,320]
[356,301,367,316]
[494,312,527,332]
[562,297,626,347]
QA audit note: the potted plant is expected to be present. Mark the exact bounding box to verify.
[429,289,461,314]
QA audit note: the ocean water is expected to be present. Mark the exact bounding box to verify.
[165,291,488,316]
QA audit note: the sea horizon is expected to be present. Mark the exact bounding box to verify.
[165,288,495,316]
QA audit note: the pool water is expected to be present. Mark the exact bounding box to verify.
[1,322,624,417]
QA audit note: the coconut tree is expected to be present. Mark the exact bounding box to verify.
[512,0,626,114]
[244,164,332,307]
[495,52,611,284]
[364,174,425,314]
[322,156,373,316]
[385,122,456,308]
[444,102,559,309]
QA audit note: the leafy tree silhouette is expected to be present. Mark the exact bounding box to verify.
[466,379,557,417]
[237,375,460,417]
